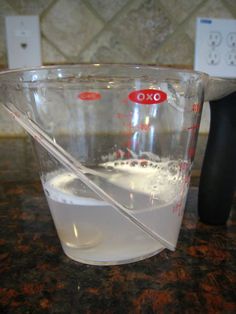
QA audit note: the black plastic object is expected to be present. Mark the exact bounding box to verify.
[198,91,236,224]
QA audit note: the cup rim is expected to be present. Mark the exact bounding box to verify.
[0,63,209,83]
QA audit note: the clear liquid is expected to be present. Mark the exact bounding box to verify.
[43,159,188,265]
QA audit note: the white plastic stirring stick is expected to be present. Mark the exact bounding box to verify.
[4,102,174,250]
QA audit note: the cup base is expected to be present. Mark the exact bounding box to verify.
[61,243,164,266]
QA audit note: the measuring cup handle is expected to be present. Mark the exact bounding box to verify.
[198,91,236,225]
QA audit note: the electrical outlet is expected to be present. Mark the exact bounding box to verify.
[227,32,236,48]
[194,18,236,78]
[5,16,42,69]
[226,51,236,66]
[207,50,220,65]
[208,31,222,47]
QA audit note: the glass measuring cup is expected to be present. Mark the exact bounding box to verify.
[0,64,233,265]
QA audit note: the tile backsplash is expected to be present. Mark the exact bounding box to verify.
[0,0,235,136]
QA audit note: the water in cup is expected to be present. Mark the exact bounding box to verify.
[43,157,189,265]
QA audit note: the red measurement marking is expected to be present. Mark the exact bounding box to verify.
[123,122,151,132]
[123,139,132,158]
[122,97,129,105]
[192,103,201,113]
[115,150,121,159]
[185,175,190,183]
[172,202,182,216]
[179,162,189,172]
[128,89,167,105]
[78,92,101,101]
[115,113,149,132]
[126,121,133,130]
[188,147,196,158]
[187,124,200,130]
[139,123,150,131]
[115,113,132,119]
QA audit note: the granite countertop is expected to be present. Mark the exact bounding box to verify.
[0,138,235,313]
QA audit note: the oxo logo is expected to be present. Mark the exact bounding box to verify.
[78,91,101,101]
[128,89,167,105]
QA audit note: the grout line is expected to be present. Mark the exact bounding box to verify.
[41,34,68,62]
[81,0,107,23]
[221,0,236,17]
[39,0,61,52]
[77,0,140,59]
[40,0,59,20]
[4,0,18,13]
[148,0,208,62]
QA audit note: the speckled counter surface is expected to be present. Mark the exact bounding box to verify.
[0,138,236,314]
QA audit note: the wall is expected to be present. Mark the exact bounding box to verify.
[0,0,236,136]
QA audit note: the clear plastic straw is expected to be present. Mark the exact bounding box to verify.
[4,102,174,250]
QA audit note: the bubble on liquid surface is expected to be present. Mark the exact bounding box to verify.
[99,159,187,205]
[44,158,189,210]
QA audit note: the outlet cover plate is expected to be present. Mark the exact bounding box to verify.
[194,17,236,78]
[5,16,42,69]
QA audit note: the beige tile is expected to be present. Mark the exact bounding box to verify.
[42,38,67,64]
[184,0,234,40]
[0,54,7,65]
[223,0,236,13]
[6,0,54,15]
[87,0,130,21]
[112,0,174,59]
[41,0,104,58]
[154,33,194,66]
[160,0,203,23]
[0,0,16,66]
[0,106,25,136]
[79,30,140,63]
